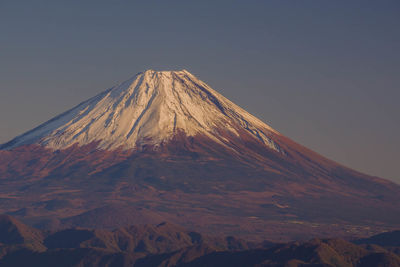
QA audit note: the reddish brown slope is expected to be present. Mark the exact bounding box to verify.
[0,130,399,241]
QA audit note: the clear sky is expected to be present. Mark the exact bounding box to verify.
[0,1,399,183]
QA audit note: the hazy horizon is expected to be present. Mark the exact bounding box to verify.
[1,1,399,183]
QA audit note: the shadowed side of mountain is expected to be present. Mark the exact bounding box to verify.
[0,215,400,267]
[0,215,45,251]
[0,214,253,266]
[43,228,119,251]
[178,238,400,267]
[355,230,400,247]
[134,244,217,267]
[0,248,139,267]
[43,221,250,255]
[60,205,166,229]
[113,222,249,254]
[2,240,399,267]
[354,230,400,257]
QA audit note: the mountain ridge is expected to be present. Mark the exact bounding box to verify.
[0,215,399,267]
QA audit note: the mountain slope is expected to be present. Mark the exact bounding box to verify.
[0,70,281,153]
[0,69,399,241]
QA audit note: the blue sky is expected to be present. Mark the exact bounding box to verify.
[0,1,399,182]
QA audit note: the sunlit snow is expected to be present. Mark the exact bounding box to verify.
[2,70,282,153]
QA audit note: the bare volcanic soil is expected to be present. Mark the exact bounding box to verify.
[0,132,399,242]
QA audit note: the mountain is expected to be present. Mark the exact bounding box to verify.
[0,215,399,267]
[0,69,281,153]
[0,69,399,241]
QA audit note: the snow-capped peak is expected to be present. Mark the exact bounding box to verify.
[1,70,282,152]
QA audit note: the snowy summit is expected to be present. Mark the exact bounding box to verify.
[1,70,282,152]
